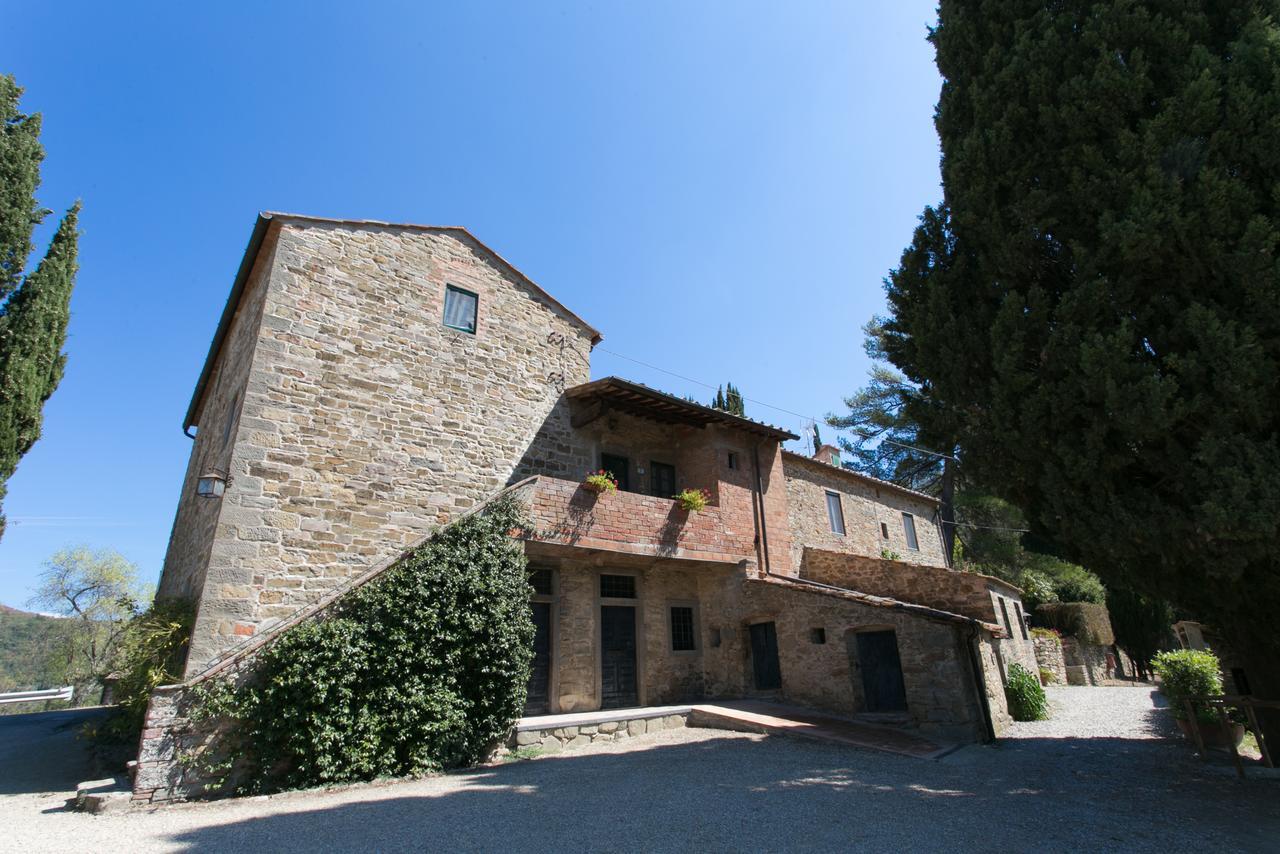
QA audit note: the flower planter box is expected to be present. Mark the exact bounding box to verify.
[1176,717,1245,750]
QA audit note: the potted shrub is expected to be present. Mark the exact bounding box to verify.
[674,488,711,513]
[1151,648,1243,748]
[582,470,618,495]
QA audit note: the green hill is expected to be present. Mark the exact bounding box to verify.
[0,603,69,697]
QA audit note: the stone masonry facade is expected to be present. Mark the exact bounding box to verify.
[160,216,596,674]
[146,212,1033,801]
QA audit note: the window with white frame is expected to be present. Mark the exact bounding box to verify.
[825,491,845,535]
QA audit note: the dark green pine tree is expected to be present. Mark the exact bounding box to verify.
[882,3,1280,730]
[810,421,822,455]
[829,321,960,556]
[712,385,725,411]
[0,76,80,539]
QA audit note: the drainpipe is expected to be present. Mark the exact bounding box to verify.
[751,443,772,575]
[184,425,196,440]
[966,622,997,743]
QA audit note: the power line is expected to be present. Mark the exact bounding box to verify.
[941,521,1031,533]
[594,345,958,462]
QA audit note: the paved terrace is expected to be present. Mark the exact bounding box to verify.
[3,687,1276,852]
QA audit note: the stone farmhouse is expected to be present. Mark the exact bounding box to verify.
[156,212,1038,750]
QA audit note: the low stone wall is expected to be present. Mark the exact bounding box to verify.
[1033,635,1067,684]
[503,711,689,757]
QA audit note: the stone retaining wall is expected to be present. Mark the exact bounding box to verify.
[1061,637,1110,686]
[1033,635,1067,684]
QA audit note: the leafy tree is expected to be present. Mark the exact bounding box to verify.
[28,546,148,702]
[0,76,80,539]
[1106,585,1173,681]
[882,2,1280,734]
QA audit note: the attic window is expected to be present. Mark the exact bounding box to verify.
[443,285,477,333]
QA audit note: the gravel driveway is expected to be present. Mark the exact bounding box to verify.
[3,686,1275,853]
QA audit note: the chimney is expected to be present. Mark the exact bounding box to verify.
[814,444,841,466]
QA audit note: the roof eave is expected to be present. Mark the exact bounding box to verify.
[182,212,275,432]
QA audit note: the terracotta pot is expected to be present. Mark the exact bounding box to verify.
[1176,716,1246,749]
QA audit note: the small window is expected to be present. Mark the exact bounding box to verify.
[902,513,919,550]
[649,461,676,498]
[1013,600,1029,640]
[727,451,739,470]
[880,522,889,540]
[825,491,845,535]
[443,285,478,333]
[529,568,554,596]
[600,574,636,599]
[809,627,826,645]
[670,606,696,651]
[998,597,1014,637]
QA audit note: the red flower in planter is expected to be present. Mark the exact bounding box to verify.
[583,470,618,494]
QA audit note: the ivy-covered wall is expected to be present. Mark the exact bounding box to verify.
[135,493,534,802]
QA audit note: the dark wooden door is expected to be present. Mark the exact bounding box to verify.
[524,602,552,715]
[600,454,630,492]
[749,622,782,690]
[600,605,638,708]
[649,461,676,498]
[855,630,908,712]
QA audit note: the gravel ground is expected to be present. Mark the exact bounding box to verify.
[3,686,1275,853]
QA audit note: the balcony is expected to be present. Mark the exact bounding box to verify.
[517,476,756,564]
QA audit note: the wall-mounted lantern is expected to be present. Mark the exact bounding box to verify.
[197,467,228,498]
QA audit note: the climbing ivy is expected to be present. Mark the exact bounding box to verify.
[191,495,534,794]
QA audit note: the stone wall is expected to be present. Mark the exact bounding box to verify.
[504,712,689,757]
[1062,637,1110,686]
[798,548,1039,679]
[163,217,597,674]
[782,453,946,570]
[699,573,1001,741]
[1033,634,1067,684]
[157,232,279,604]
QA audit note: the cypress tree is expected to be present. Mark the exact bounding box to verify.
[0,76,80,538]
[882,3,1280,730]
[724,382,745,416]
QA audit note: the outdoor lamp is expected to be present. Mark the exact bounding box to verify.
[197,468,228,498]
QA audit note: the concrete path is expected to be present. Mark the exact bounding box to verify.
[3,688,1276,852]
[690,700,953,759]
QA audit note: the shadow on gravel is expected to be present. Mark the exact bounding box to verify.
[162,732,1280,853]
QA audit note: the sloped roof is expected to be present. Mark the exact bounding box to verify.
[781,450,940,505]
[182,212,602,431]
[567,377,799,441]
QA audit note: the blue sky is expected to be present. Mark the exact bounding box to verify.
[2,1,942,607]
